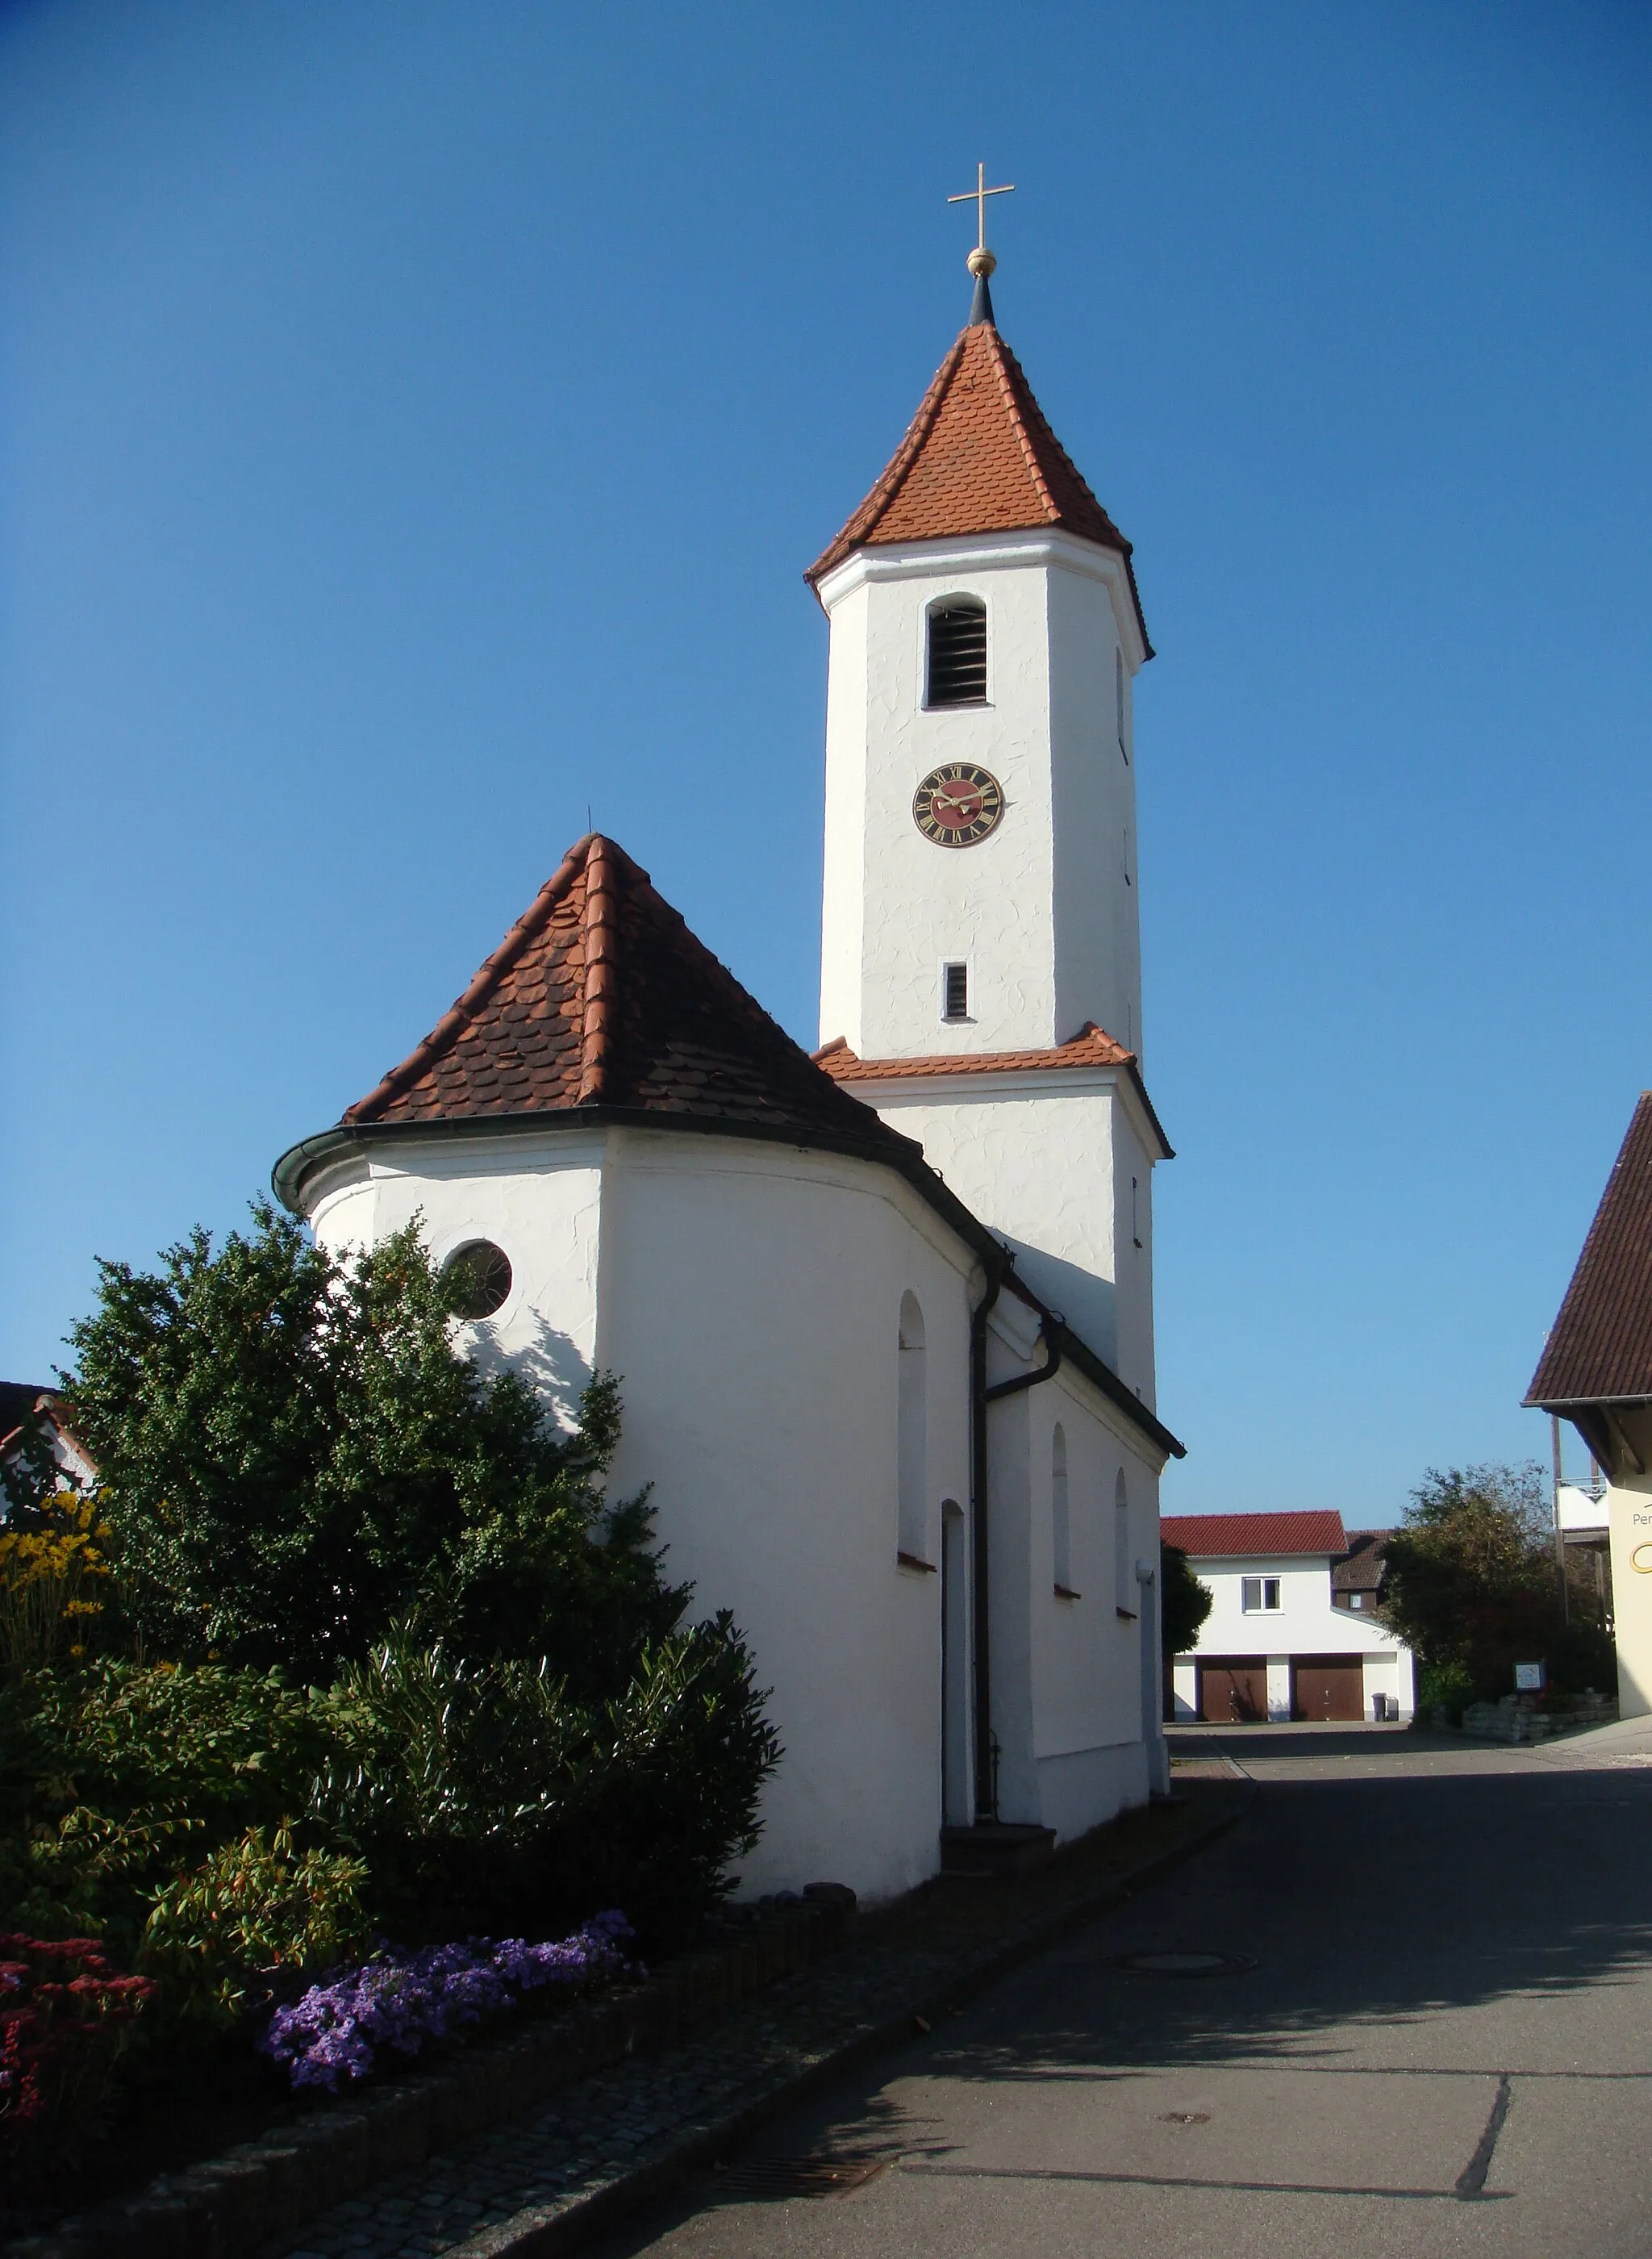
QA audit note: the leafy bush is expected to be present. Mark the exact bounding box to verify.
[0,1662,338,1955]
[1160,1543,1212,1658]
[261,1913,636,2092]
[140,1824,373,2031]
[6,1198,784,2096]
[318,1620,781,1949]
[62,1208,686,1683]
[0,1935,156,2167]
[1416,1660,1476,1720]
[1380,1464,1566,1698]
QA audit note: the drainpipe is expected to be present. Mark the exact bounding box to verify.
[969,1263,1062,1823]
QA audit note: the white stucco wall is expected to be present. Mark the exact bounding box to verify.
[816,532,1146,1063]
[839,1073,1158,1406]
[1170,1553,1415,1720]
[1004,1363,1163,1835]
[306,1132,605,1426]
[593,1129,980,1902]
[298,1119,1170,1902]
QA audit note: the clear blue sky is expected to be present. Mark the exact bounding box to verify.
[4,1,1650,1519]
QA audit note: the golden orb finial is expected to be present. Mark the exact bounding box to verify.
[967,245,997,279]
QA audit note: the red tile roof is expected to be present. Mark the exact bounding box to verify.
[815,1026,1174,1159]
[816,1025,1133,1080]
[1527,1092,1652,1405]
[342,834,914,1154]
[1161,1511,1350,1559]
[806,320,1151,653]
[273,836,1187,1465]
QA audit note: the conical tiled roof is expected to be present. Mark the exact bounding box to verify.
[342,834,912,1151]
[807,320,1150,653]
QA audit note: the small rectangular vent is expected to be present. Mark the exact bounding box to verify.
[942,962,970,1021]
[927,603,987,707]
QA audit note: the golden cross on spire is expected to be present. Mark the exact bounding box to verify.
[947,161,1015,273]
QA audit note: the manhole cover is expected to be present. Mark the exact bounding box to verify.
[1118,1950,1257,1977]
[711,2155,887,2200]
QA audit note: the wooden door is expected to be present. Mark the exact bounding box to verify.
[1197,1657,1268,1723]
[1292,1656,1364,1721]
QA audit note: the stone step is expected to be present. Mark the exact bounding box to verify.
[939,1823,1058,1880]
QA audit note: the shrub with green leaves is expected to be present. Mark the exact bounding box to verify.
[1380,1464,1600,1701]
[62,1205,685,1684]
[317,1618,781,1949]
[141,1824,373,2031]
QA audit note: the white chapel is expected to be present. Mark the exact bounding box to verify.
[273,247,1184,1904]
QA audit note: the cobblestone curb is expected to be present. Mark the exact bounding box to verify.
[276,1785,1251,2259]
[2,1900,854,2259]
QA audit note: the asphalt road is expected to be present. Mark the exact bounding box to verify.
[590,1722,1652,2259]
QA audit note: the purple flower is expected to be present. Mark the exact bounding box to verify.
[260,1915,638,2093]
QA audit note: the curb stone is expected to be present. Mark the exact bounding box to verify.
[443,1787,1254,2259]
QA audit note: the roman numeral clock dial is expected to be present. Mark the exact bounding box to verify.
[912,763,1004,847]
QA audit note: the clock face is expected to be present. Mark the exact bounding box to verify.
[913,762,1004,848]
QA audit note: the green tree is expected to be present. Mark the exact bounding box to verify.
[1160,1542,1212,1659]
[1379,1463,1581,1699]
[62,1205,684,1683]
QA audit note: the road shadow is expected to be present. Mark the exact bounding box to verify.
[586,1758,1652,2251]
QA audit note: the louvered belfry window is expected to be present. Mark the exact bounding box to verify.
[926,599,987,708]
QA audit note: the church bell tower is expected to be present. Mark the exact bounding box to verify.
[807,215,1167,1396]
[808,244,1152,1068]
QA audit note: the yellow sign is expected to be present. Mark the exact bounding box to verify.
[1631,1543,1652,1575]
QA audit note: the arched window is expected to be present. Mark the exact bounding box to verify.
[1116,645,1128,761]
[1114,1468,1133,1614]
[926,598,987,708]
[1051,1425,1072,1595]
[897,1292,928,1564]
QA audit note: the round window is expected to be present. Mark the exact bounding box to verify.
[444,1240,513,1320]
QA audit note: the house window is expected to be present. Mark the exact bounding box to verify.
[942,962,970,1021]
[444,1240,512,1319]
[1051,1425,1074,1595]
[926,599,987,708]
[1241,1576,1282,1613]
[896,1292,929,1565]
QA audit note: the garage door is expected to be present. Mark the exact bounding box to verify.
[1292,1656,1364,1721]
[1197,1657,1268,1723]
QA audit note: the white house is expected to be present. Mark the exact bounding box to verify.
[273,254,1184,1902]
[1164,1511,1416,1722]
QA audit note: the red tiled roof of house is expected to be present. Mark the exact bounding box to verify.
[343,835,914,1154]
[805,320,1151,653]
[1526,1093,1652,1406]
[815,1026,1173,1158]
[1161,1511,1350,1559]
